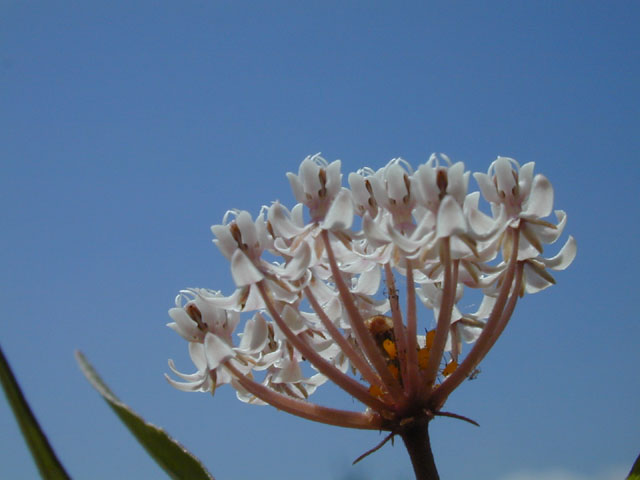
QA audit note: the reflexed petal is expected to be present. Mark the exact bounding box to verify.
[286,172,305,203]
[386,162,409,204]
[236,211,258,248]
[525,210,567,244]
[465,192,503,237]
[291,203,305,227]
[164,373,208,392]
[268,202,305,239]
[272,359,303,383]
[523,262,555,294]
[300,155,322,198]
[368,172,386,208]
[475,294,497,319]
[349,172,377,217]
[325,159,343,198]
[437,195,467,238]
[243,284,267,311]
[352,266,381,295]
[202,287,248,311]
[415,163,438,209]
[230,249,264,286]
[362,212,392,247]
[386,223,428,253]
[237,313,269,353]
[458,323,483,343]
[211,224,237,259]
[474,172,500,204]
[281,304,306,334]
[232,378,268,405]
[189,342,208,371]
[539,236,577,270]
[167,308,200,341]
[281,241,312,280]
[518,162,535,199]
[321,188,354,231]
[168,359,205,382]
[204,333,235,370]
[494,157,517,199]
[447,162,468,204]
[517,228,543,261]
[523,174,554,218]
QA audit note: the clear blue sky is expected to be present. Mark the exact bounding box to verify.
[1,2,638,479]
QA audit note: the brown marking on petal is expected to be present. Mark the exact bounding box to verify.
[403,173,411,204]
[230,222,249,251]
[186,303,208,331]
[436,169,448,200]
[266,220,276,239]
[318,168,327,198]
[364,179,374,194]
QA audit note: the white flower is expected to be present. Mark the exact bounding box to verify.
[286,153,343,222]
[167,152,576,440]
[474,157,577,293]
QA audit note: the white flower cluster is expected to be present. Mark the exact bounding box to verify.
[166,154,576,427]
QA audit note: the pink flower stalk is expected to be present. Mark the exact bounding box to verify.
[166,154,576,479]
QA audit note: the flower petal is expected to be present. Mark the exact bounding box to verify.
[204,332,235,370]
[523,174,554,219]
[474,172,500,204]
[539,236,577,270]
[437,195,466,238]
[268,202,305,239]
[230,249,264,286]
[272,359,303,384]
[280,240,312,280]
[321,188,354,231]
[237,313,269,353]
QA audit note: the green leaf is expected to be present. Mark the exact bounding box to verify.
[75,351,214,480]
[0,343,71,480]
[627,452,640,480]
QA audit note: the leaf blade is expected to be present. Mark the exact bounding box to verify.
[0,344,71,480]
[75,350,214,480]
[627,452,640,480]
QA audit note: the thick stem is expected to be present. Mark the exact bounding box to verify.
[400,416,439,480]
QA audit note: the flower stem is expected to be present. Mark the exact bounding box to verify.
[400,416,439,480]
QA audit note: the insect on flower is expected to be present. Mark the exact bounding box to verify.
[365,315,402,385]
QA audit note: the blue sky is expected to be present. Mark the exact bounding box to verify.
[1,2,638,479]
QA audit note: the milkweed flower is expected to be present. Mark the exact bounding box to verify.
[166,153,576,479]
